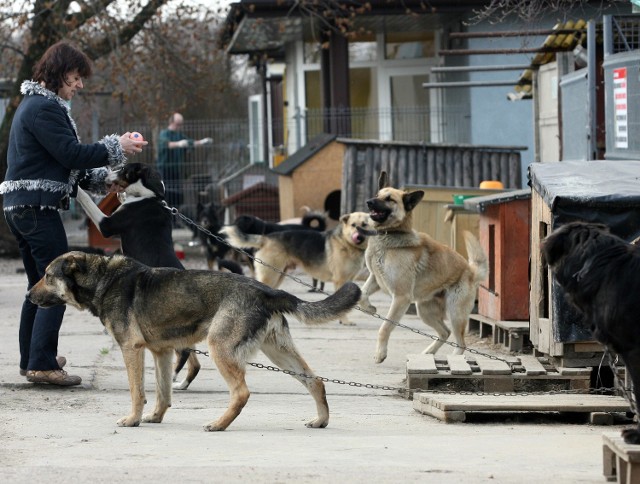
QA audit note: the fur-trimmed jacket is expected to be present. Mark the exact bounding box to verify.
[0,80,126,211]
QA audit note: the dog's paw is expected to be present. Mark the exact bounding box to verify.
[141,412,163,424]
[359,303,376,314]
[374,349,387,364]
[172,379,190,390]
[203,421,227,432]
[116,415,141,427]
[622,428,640,445]
[305,417,329,429]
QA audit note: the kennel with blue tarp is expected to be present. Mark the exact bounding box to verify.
[529,160,640,366]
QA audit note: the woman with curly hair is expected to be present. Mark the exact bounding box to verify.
[1,41,147,386]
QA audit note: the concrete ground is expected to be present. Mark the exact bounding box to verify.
[0,223,625,483]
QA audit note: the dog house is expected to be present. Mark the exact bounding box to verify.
[464,189,531,322]
[529,160,640,366]
[405,185,506,258]
[222,182,280,223]
[273,134,343,223]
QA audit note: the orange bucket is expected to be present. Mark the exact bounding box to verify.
[479,180,504,189]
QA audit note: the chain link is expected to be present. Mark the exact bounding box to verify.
[169,205,633,402]
[187,347,622,398]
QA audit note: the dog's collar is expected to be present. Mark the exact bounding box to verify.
[356,226,404,237]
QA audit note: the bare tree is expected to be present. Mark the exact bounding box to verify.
[0,0,248,255]
[469,0,627,23]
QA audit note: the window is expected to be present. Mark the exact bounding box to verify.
[385,31,435,60]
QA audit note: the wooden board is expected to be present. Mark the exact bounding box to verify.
[602,432,640,483]
[414,393,630,423]
[406,354,437,374]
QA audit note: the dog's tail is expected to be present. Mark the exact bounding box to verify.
[286,282,361,325]
[463,231,489,284]
[219,225,263,249]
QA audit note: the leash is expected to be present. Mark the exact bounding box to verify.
[166,203,634,402]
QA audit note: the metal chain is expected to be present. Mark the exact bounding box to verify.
[606,348,637,414]
[169,205,635,403]
[165,204,509,363]
[186,347,622,398]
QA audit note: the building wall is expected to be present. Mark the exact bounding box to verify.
[467,20,540,188]
[279,141,345,221]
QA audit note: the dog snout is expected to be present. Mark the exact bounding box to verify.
[366,198,376,209]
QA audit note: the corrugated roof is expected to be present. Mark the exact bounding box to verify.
[510,19,587,99]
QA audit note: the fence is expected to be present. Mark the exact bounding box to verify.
[66,105,477,226]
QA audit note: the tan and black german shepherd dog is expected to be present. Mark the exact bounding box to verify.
[28,251,361,431]
[359,172,488,363]
[221,212,371,325]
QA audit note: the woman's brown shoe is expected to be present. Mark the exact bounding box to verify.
[26,370,81,386]
[20,356,66,377]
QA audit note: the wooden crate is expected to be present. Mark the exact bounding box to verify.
[529,160,640,366]
[603,433,640,483]
[465,190,531,322]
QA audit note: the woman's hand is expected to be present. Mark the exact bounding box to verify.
[120,132,148,155]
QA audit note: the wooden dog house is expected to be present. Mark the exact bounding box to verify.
[529,160,640,366]
[273,134,343,223]
[464,189,531,322]
[405,185,506,258]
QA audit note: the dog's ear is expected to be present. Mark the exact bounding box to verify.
[378,171,389,190]
[541,230,568,267]
[62,252,88,276]
[403,190,424,212]
[145,167,166,198]
[339,213,349,224]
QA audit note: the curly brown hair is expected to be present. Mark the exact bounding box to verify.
[32,41,92,94]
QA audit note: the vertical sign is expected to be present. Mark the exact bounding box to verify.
[613,67,628,149]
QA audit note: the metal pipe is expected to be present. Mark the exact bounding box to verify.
[439,47,567,55]
[449,29,585,39]
[423,80,522,88]
[431,64,532,73]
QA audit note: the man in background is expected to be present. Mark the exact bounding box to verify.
[156,112,212,208]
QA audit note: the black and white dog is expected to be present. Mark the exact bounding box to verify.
[75,163,200,390]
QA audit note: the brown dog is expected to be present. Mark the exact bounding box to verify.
[359,172,488,362]
[222,212,370,325]
[28,252,361,431]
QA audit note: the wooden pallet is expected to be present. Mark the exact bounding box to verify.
[468,313,530,352]
[406,353,592,393]
[603,432,640,483]
[413,393,630,423]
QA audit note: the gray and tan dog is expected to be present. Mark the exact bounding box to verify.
[359,172,488,363]
[222,211,371,325]
[28,251,361,431]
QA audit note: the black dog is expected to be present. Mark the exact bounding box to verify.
[192,202,246,275]
[234,212,326,234]
[233,212,328,290]
[75,163,201,390]
[543,221,640,444]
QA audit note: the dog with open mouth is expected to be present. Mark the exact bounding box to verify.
[222,211,370,325]
[359,171,488,363]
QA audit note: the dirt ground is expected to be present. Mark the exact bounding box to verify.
[0,252,628,483]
